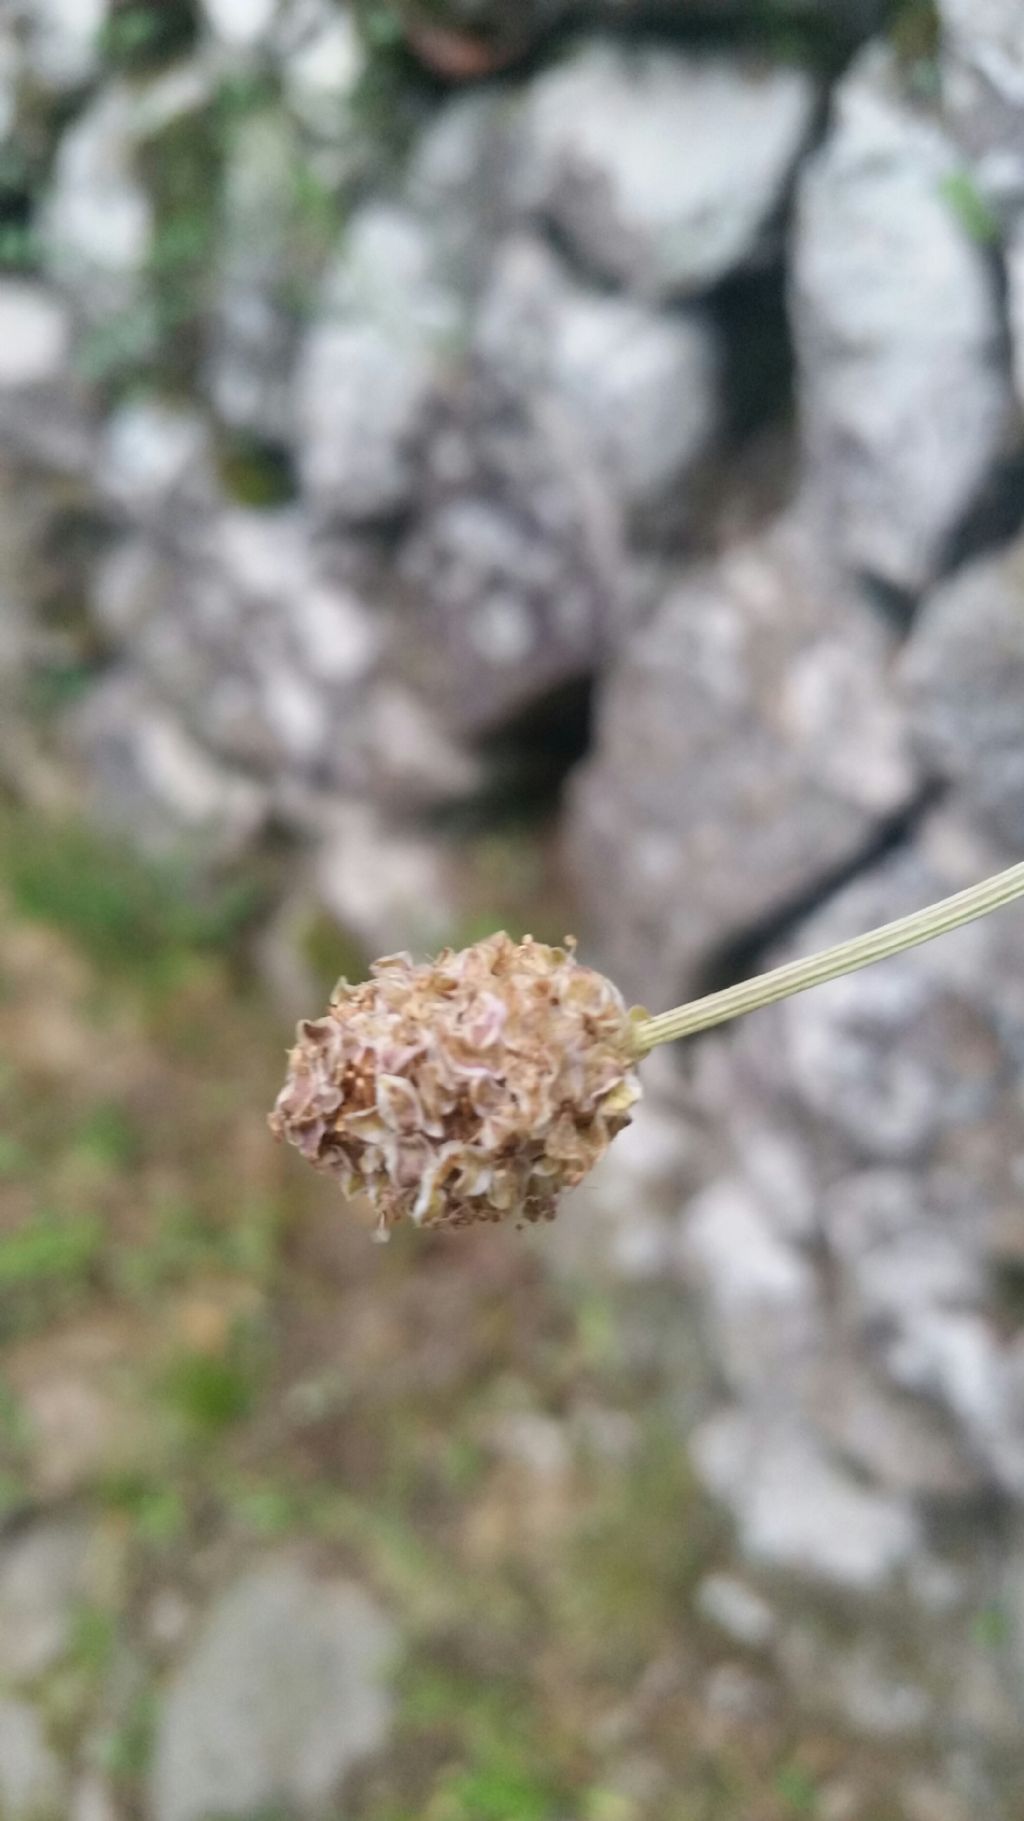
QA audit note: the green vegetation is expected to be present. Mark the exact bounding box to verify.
[940,170,1001,247]
[0,808,262,979]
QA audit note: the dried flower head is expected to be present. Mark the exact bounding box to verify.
[269,932,642,1236]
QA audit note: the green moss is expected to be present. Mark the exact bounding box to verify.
[940,170,1001,246]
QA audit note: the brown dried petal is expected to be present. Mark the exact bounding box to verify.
[269,933,642,1235]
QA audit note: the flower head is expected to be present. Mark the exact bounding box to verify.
[269,932,642,1236]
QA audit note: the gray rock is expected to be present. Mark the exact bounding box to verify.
[398,366,621,736]
[16,0,105,93]
[0,1519,91,1683]
[70,1776,119,1821]
[313,801,458,956]
[568,512,917,1010]
[98,396,214,519]
[66,672,268,862]
[199,0,278,47]
[938,0,1024,208]
[296,203,464,522]
[517,40,817,300]
[88,510,382,792]
[206,109,300,441]
[0,1700,65,1821]
[406,90,522,285]
[0,280,88,470]
[679,1178,819,1394]
[279,1,364,141]
[693,1408,920,1592]
[41,84,153,319]
[792,45,1013,595]
[696,1573,776,1649]
[150,1557,396,1821]
[476,235,720,527]
[901,532,1024,849]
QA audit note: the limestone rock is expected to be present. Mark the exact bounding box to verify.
[476,235,720,529]
[398,366,621,736]
[65,671,268,862]
[901,530,1024,851]
[313,800,458,956]
[0,1701,65,1821]
[0,279,88,470]
[693,1408,920,1592]
[518,40,817,299]
[296,203,463,522]
[88,510,381,791]
[150,1558,396,1821]
[938,0,1024,208]
[41,84,153,319]
[792,45,1013,595]
[17,0,105,94]
[0,1519,92,1683]
[568,512,916,1010]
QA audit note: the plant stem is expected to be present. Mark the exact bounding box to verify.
[633,858,1024,1053]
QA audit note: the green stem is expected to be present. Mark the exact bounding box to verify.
[633,858,1024,1054]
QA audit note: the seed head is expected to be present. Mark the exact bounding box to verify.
[268,932,642,1237]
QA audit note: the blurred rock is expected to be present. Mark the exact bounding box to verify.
[296,202,463,522]
[88,509,381,791]
[399,366,620,735]
[151,1558,395,1821]
[199,0,278,48]
[693,1408,920,1592]
[313,800,457,955]
[0,1700,65,1821]
[71,1776,119,1821]
[568,511,916,1010]
[98,394,214,519]
[0,1519,92,1682]
[361,679,482,811]
[696,1573,776,1648]
[679,1177,819,1393]
[279,0,364,141]
[41,84,153,319]
[901,530,1024,849]
[938,0,1024,209]
[66,671,268,862]
[16,0,105,93]
[206,108,306,442]
[476,235,720,530]
[517,40,817,299]
[0,278,89,469]
[405,89,522,285]
[793,45,1013,596]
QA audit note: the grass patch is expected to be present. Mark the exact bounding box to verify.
[158,1346,258,1439]
[0,1209,104,1335]
[0,809,262,980]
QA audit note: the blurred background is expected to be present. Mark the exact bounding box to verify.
[2,1,1024,1818]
